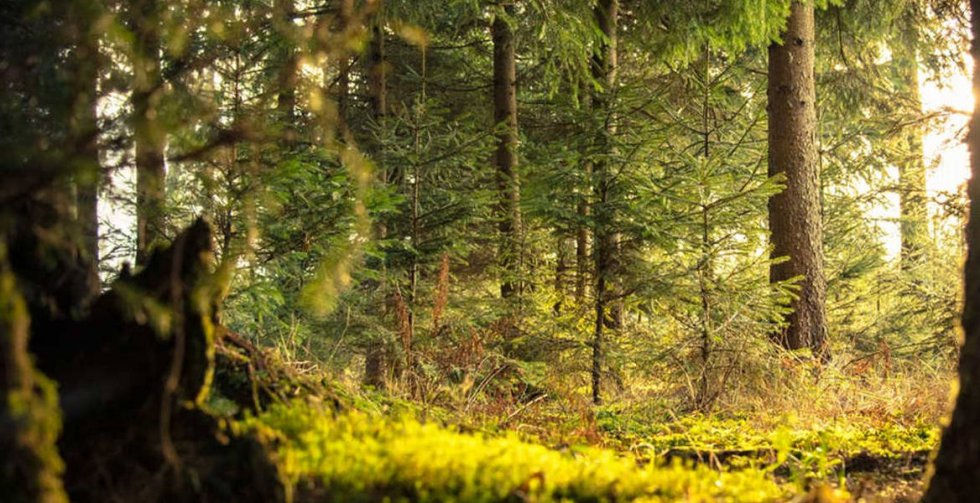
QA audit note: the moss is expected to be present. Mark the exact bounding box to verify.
[0,244,67,503]
[597,410,936,481]
[241,401,798,502]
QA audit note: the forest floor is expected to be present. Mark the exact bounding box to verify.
[238,399,934,502]
[215,347,944,503]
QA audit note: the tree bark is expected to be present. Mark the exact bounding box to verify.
[767,1,828,358]
[921,1,980,499]
[492,5,523,299]
[591,0,617,406]
[132,0,166,266]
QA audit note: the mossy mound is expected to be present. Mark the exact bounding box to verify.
[241,401,810,503]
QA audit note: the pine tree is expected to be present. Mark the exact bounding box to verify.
[590,0,617,405]
[492,3,523,299]
[130,0,166,266]
[767,0,829,358]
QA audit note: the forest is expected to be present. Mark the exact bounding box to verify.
[3,0,980,501]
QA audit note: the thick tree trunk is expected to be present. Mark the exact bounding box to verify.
[492,5,523,299]
[921,1,980,499]
[132,0,166,266]
[767,1,828,358]
[591,0,617,406]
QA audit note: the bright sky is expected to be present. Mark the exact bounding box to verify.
[922,59,973,196]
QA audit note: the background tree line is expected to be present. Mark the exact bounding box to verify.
[0,0,969,447]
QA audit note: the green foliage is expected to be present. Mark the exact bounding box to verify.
[633,0,793,66]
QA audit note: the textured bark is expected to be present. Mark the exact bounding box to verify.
[767,1,828,357]
[132,0,166,266]
[492,5,523,299]
[921,1,980,499]
[591,0,617,406]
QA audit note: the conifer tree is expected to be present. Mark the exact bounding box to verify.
[591,0,617,405]
[130,0,166,265]
[767,0,829,357]
[492,3,523,299]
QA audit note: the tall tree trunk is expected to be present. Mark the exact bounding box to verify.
[70,0,102,295]
[921,1,980,499]
[492,5,523,299]
[364,3,389,389]
[767,1,828,358]
[591,0,617,406]
[275,0,298,136]
[576,79,592,304]
[897,53,929,269]
[335,0,354,136]
[132,0,166,267]
[554,236,569,314]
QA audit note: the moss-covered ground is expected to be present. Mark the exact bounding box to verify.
[233,394,936,502]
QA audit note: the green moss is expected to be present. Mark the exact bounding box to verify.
[241,401,794,502]
[0,245,67,503]
[597,409,937,481]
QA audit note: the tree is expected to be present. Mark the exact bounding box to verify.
[895,52,930,269]
[274,0,298,133]
[921,0,980,499]
[69,0,102,292]
[364,0,390,389]
[767,0,829,358]
[492,3,523,299]
[591,0,617,405]
[130,0,166,265]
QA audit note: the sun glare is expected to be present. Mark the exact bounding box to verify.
[922,55,974,196]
